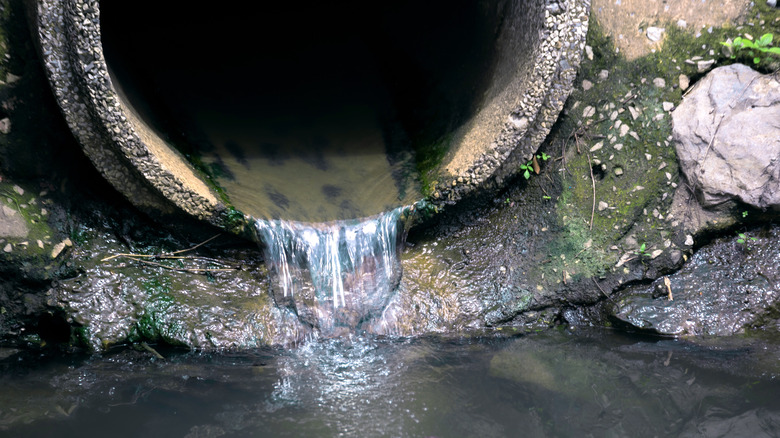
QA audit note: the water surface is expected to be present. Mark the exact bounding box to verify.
[3,328,780,437]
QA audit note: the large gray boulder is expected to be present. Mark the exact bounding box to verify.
[673,64,780,210]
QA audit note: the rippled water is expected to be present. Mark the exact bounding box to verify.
[4,328,780,437]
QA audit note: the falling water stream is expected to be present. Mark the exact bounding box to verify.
[254,206,410,335]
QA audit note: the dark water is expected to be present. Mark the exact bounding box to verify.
[4,328,780,437]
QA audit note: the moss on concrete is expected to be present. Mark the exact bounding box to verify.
[521,2,780,295]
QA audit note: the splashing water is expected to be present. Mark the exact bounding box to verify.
[254,206,409,335]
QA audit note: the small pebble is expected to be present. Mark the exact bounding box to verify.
[679,74,690,90]
[0,118,10,135]
[583,106,595,118]
[598,70,609,81]
[697,59,716,73]
[585,45,594,60]
[646,27,665,42]
[653,77,666,88]
[628,106,641,120]
[582,79,593,90]
[662,102,674,111]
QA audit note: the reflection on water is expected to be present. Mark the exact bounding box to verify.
[4,328,780,437]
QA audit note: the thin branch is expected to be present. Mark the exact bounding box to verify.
[130,257,238,274]
[141,342,165,360]
[166,233,221,256]
[592,278,613,301]
[587,151,596,230]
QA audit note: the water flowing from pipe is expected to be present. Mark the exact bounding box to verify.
[254,206,409,334]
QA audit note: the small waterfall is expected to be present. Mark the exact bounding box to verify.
[255,206,409,335]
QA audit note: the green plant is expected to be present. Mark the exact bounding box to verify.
[721,33,780,64]
[520,153,552,180]
[635,242,649,258]
[520,160,534,180]
[736,232,757,245]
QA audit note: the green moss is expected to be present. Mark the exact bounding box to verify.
[414,134,452,197]
[0,182,57,258]
[536,3,780,286]
[128,275,188,346]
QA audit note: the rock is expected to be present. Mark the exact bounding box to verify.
[652,77,666,88]
[610,226,780,336]
[582,79,593,91]
[598,201,609,211]
[676,19,687,28]
[585,45,593,60]
[628,105,641,120]
[662,102,674,111]
[598,70,609,81]
[678,74,690,90]
[50,238,72,259]
[673,64,780,210]
[0,118,10,135]
[0,203,28,238]
[3,243,11,253]
[646,27,664,42]
[768,0,777,7]
[696,59,716,73]
[582,106,595,118]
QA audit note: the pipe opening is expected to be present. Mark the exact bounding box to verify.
[100,1,512,222]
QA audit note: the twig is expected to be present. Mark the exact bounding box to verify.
[587,151,596,230]
[101,234,221,262]
[131,257,237,274]
[167,233,221,256]
[592,278,613,301]
[141,342,165,360]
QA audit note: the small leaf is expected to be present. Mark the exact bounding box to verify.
[767,47,780,55]
[759,33,773,47]
[523,169,531,179]
[754,56,761,64]
[737,239,746,244]
[639,243,646,253]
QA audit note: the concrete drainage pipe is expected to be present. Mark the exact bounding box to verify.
[28,0,589,232]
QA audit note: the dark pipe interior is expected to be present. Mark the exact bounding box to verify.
[100,1,507,221]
